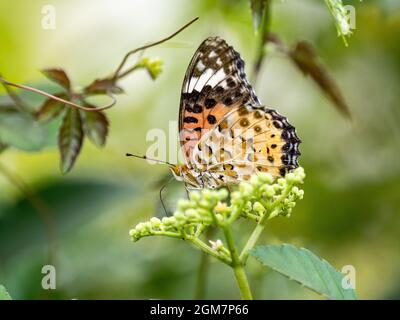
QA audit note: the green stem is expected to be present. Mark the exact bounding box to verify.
[252,0,272,83]
[239,223,265,263]
[189,237,231,265]
[194,227,215,299]
[222,226,253,300]
[194,252,210,300]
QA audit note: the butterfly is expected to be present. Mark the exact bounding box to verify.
[165,37,301,190]
[128,37,301,190]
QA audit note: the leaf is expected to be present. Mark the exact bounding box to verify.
[41,68,71,91]
[58,108,84,174]
[0,285,12,300]
[290,41,351,118]
[0,111,47,151]
[80,106,109,147]
[249,0,269,31]
[84,78,123,95]
[250,244,357,300]
[36,93,67,122]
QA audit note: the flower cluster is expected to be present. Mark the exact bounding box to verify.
[129,167,305,243]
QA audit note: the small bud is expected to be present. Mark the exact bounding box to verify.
[239,182,253,197]
[177,199,193,210]
[174,211,186,221]
[230,191,241,199]
[253,201,266,215]
[257,172,273,184]
[250,175,259,185]
[214,201,228,213]
[261,185,275,198]
[217,188,229,200]
[209,239,224,251]
[285,172,296,184]
[150,217,161,228]
[185,208,199,218]
[189,191,201,202]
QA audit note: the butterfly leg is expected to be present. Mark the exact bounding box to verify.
[159,177,174,216]
[184,182,190,199]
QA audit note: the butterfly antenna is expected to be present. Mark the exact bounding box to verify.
[126,153,174,166]
[160,177,175,217]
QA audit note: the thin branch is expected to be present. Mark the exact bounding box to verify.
[0,77,116,112]
[112,17,199,80]
[0,77,30,113]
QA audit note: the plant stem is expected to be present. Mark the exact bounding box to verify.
[194,227,215,299]
[112,17,199,80]
[239,223,265,264]
[252,0,272,83]
[222,225,253,300]
[190,237,231,265]
[194,251,210,299]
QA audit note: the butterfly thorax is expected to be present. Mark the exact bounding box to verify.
[170,164,205,189]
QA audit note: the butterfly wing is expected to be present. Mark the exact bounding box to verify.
[190,105,301,187]
[179,37,260,161]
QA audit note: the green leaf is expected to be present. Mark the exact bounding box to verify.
[58,108,84,174]
[0,285,12,300]
[41,68,71,91]
[81,108,109,147]
[290,41,351,118]
[249,0,269,31]
[250,244,357,300]
[36,93,66,123]
[0,111,47,151]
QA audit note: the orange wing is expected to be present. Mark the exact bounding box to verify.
[179,37,260,162]
[191,105,301,184]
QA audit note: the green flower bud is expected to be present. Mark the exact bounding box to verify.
[239,182,253,197]
[261,185,275,198]
[185,209,199,218]
[253,201,266,215]
[217,188,229,200]
[150,217,161,228]
[230,191,241,199]
[285,172,296,184]
[190,191,201,202]
[177,199,193,210]
[250,175,260,185]
[257,172,274,184]
[174,211,186,221]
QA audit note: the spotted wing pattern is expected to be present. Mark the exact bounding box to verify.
[179,37,260,160]
[191,105,301,187]
[179,37,301,188]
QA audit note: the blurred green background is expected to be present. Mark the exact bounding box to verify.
[0,0,399,299]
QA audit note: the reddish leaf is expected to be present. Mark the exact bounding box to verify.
[36,93,67,122]
[58,108,83,174]
[80,106,109,147]
[41,68,71,91]
[84,78,123,95]
[290,42,351,118]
